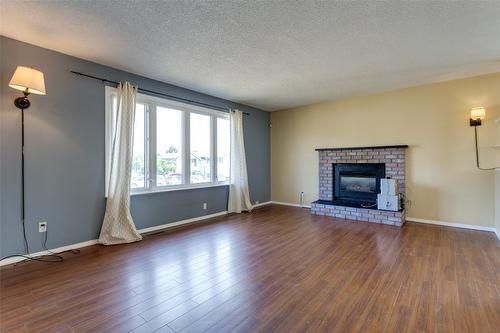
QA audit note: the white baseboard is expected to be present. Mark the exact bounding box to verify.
[0,239,99,266]
[1,210,231,267]
[138,211,228,234]
[1,204,279,266]
[140,201,273,235]
[406,216,497,235]
[494,229,500,241]
[139,201,274,235]
[270,201,499,240]
[271,201,311,208]
[252,201,272,208]
[3,206,497,267]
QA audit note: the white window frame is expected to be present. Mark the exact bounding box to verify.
[105,86,230,195]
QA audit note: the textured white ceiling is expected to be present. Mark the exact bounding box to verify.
[1,1,499,111]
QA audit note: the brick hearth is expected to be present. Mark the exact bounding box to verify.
[311,145,408,226]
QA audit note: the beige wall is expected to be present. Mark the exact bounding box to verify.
[271,73,500,227]
[496,171,500,233]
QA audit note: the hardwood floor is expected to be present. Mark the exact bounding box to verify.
[1,204,499,333]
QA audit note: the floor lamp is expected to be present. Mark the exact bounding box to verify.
[8,66,46,254]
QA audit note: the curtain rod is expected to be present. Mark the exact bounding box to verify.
[70,70,250,115]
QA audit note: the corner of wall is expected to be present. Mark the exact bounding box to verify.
[495,169,500,240]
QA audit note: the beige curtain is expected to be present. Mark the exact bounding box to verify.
[99,82,142,245]
[228,110,253,213]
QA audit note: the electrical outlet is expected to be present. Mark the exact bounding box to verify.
[203,203,207,210]
[38,221,47,233]
[255,200,260,205]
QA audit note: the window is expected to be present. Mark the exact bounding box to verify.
[156,106,182,186]
[105,86,230,194]
[217,118,230,182]
[132,104,146,189]
[190,113,211,183]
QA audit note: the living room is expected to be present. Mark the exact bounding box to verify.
[1,1,499,332]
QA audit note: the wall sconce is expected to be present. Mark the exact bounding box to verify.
[468,106,498,171]
[470,106,485,126]
[8,66,46,256]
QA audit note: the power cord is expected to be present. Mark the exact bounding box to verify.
[21,216,29,254]
[0,228,80,265]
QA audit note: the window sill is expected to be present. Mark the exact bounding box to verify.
[130,182,229,196]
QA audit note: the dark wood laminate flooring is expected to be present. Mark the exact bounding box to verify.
[1,205,499,332]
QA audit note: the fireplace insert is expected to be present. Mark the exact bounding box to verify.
[334,163,385,205]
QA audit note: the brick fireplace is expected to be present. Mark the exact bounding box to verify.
[311,145,408,226]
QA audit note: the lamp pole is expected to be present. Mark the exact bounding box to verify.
[21,107,28,253]
[14,90,31,254]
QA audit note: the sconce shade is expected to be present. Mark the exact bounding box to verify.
[9,66,46,95]
[470,107,486,120]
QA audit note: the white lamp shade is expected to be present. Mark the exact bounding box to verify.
[470,107,486,120]
[8,66,46,95]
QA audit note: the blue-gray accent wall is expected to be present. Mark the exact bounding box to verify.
[0,36,270,257]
